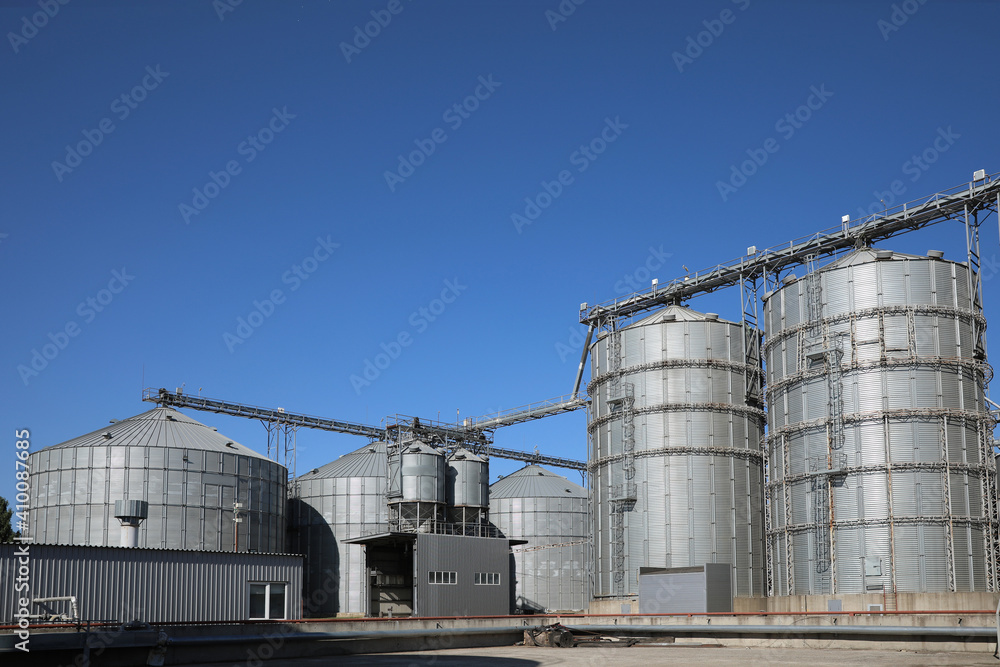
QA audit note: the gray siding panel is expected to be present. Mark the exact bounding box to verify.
[0,543,302,623]
[413,534,509,616]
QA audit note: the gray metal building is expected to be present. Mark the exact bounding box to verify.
[588,304,766,599]
[0,543,302,623]
[27,407,287,553]
[346,532,511,617]
[490,465,588,612]
[765,248,993,595]
[288,441,388,617]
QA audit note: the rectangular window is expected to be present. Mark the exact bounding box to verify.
[427,571,457,585]
[474,572,500,585]
[249,582,287,619]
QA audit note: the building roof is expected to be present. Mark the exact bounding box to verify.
[297,441,388,480]
[42,406,270,460]
[489,464,587,499]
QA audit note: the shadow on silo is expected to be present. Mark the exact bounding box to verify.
[288,497,340,617]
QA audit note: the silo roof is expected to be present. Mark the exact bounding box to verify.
[817,247,925,271]
[42,406,270,460]
[449,447,485,463]
[489,464,587,499]
[634,304,735,327]
[298,441,387,480]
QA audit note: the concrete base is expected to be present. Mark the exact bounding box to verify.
[737,592,999,613]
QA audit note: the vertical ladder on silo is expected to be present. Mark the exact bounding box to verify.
[607,327,636,599]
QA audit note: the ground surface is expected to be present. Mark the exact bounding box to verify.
[214,645,1000,666]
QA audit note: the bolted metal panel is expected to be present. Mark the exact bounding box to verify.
[289,442,388,617]
[490,465,588,612]
[764,248,992,595]
[0,543,301,623]
[589,305,765,599]
[27,408,286,554]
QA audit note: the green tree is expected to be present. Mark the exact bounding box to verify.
[0,496,17,542]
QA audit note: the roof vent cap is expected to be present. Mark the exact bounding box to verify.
[927,250,945,259]
[704,313,719,321]
[875,250,894,260]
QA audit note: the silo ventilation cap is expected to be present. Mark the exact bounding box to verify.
[875,250,894,260]
[704,313,719,321]
[927,250,945,259]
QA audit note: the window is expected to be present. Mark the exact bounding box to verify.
[474,572,500,585]
[249,582,287,619]
[428,571,457,585]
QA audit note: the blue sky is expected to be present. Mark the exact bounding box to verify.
[3,0,999,510]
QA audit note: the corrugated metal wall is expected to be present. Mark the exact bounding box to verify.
[0,544,302,623]
[28,446,287,553]
[491,489,588,612]
[765,250,993,595]
[588,307,766,599]
[288,443,387,617]
[412,534,509,616]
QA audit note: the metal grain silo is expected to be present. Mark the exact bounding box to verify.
[490,465,588,612]
[765,248,993,596]
[289,441,387,617]
[388,440,446,532]
[447,448,489,530]
[589,304,766,600]
[28,407,286,552]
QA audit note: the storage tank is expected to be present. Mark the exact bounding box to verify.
[388,440,446,532]
[28,407,286,552]
[490,465,588,612]
[765,248,993,595]
[447,448,489,530]
[289,441,388,617]
[589,304,766,599]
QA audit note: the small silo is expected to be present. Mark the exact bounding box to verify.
[388,440,447,532]
[490,465,588,613]
[588,304,766,599]
[289,441,388,617]
[28,407,286,552]
[447,448,490,531]
[765,248,993,596]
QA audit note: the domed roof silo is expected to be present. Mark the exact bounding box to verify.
[491,465,588,613]
[765,248,992,596]
[588,304,766,600]
[27,406,287,553]
[289,441,388,617]
[388,440,446,532]
[447,448,490,530]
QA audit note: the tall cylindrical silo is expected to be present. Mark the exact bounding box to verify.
[388,440,446,532]
[765,248,993,596]
[289,442,387,617]
[28,407,287,552]
[447,448,490,531]
[588,304,766,600]
[490,465,588,612]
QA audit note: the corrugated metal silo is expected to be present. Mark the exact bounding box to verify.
[447,448,489,529]
[490,465,588,612]
[389,440,446,532]
[588,304,766,599]
[289,441,387,616]
[28,407,286,552]
[765,248,993,596]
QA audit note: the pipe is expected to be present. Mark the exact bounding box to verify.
[571,323,596,399]
[564,623,996,638]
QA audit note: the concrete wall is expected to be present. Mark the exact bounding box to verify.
[756,592,999,613]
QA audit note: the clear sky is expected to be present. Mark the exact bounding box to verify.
[3,0,999,512]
